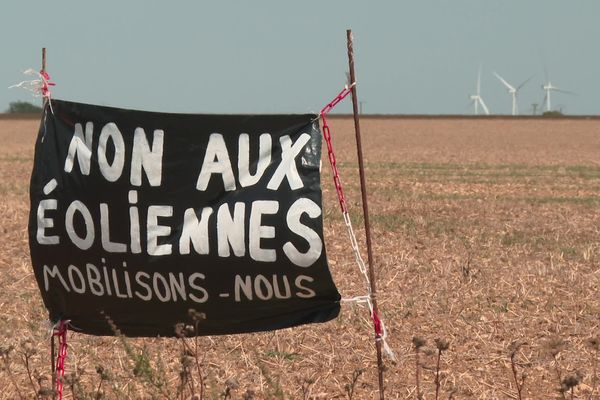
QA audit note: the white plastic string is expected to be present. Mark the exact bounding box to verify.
[341,212,396,361]
[9,68,53,114]
[320,84,396,361]
[9,68,46,96]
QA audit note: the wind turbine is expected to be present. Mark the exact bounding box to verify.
[469,66,490,115]
[542,70,575,112]
[494,72,532,116]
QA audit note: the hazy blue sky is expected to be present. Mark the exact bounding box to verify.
[1,1,598,115]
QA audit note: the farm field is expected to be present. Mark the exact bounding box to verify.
[1,116,599,399]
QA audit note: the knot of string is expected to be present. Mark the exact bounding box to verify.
[319,85,396,361]
[39,70,55,100]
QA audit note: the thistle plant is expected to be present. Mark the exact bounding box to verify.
[508,340,528,400]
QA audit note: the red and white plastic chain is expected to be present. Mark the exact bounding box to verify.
[319,85,396,360]
[52,320,69,400]
[40,70,55,100]
[319,84,354,214]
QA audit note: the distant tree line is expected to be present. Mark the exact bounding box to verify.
[541,110,564,117]
[5,101,43,113]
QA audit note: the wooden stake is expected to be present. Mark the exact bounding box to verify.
[51,334,56,400]
[346,29,385,400]
[42,47,56,399]
[41,47,47,109]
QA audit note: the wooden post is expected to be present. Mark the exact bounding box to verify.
[42,47,46,73]
[41,47,48,109]
[43,47,56,400]
[51,334,56,400]
[346,29,385,400]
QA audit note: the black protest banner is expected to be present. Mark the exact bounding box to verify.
[29,99,340,337]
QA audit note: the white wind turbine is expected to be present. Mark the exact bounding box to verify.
[494,72,532,116]
[469,66,490,115]
[542,70,575,112]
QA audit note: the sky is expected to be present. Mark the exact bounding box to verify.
[1,1,598,115]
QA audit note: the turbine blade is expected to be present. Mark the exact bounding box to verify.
[479,97,490,115]
[494,72,515,91]
[516,75,534,91]
[466,100,476,113]
[477,65,482,95]
[555,88,577,96]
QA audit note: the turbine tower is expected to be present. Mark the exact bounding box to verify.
[494,72,532,116]
[469,66,490,115]
[542,70,575,112]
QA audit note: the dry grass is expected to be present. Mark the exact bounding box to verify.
[1,116,599,399]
